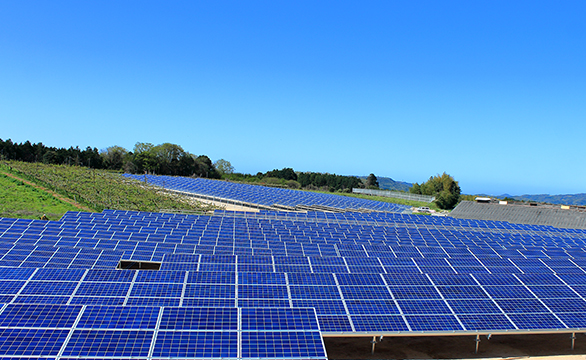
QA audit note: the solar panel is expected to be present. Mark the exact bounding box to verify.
[63,330,153,357]
[77,306,160,329]
[4,203,586,358]
[241,331,326,358]
[406,314,464,331]
[0,304,82,328]
[0,328,69,356]
[153,331,238,358]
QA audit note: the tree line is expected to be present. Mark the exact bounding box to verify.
[410,172,461,209]
[0,139,221,179]
[230,167,376,192]
[0,138,103,168]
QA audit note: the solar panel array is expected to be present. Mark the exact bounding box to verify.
[122,174,411,212]
[1,208,586,359]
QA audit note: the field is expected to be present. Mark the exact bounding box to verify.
[1,161,216,217]
[0,172,81,220]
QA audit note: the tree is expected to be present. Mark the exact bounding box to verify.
[265,168,297,181]
[214,159,235,175]
[365,173,379,189]
[100,146,128,170]
[411,172,461,210]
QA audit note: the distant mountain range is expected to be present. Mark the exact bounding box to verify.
[358,176,586,206]
[358,176,412,192]
[497,193,586,206]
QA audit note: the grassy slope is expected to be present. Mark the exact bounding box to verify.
[0,173,81,220]
[2,161,216,215]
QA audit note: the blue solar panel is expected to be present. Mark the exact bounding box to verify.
[77,306,159,329]
[75,282,131,297]
[509,313,566,330]
[0,281,25,295]
[290,286,341,300]
[187,271,235,284]
[160,307,237,330]
[557,313,586,328]
[458,314,516,330]
[241,331,326,358]
[389,286,441,300]
[352,315,409,332]
[0,329,69,356]
[153,331,238,358]
[397,299,452,315]
[437,286,490,299]
[0,304,82,327]
[287,273,336,286]
[20,281,78,296]
[130,283,183,298]
[184,284,235,298]
[63,330,153,357]
[495,299,550,314]
[317,315,353,332]
[340,286,393,300]
[346,299,400,315]
[241,308,319,331]
[406,314,464,331]
[447,299,503,314]
[483,286,536,299]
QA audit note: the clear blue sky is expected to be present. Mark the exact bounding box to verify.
[2,1,585,196]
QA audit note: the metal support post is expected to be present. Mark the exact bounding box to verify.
[475,334,481,354]
[371,336,376,354]
[572,333,576,350]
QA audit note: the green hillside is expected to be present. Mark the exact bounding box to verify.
[0,172,81,220]
[1,161,216,217]
[508,193,586,206]
[357,175,412,192]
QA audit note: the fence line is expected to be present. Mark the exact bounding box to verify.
[352,188,435,203]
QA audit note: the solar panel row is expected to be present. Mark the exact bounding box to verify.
[0,305,325,358]
[122,174,411,213]
[1,198,586,359]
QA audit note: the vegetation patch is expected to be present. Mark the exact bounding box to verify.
[0,173,80,220]
[2,162,217,214]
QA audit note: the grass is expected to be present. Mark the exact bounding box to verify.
[2,161,217,214]
[0,173,81,220]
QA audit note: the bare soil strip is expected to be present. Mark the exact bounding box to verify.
[1,171,94,212]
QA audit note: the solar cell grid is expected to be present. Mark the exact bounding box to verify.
[0,304,82,328]
[77,306,159,329]
[21,281,77,296]
[63,330,153,357]
[0,328,69,356]
[406,314,464,331]
[341,286,393,300]
[238,285,289,299]
[458,314,516,330]
[351,315,409,332]
[160,307,237,330]
[241,331,326,358]
[242,308,319,331]
[184,284,235,298]
[290,286,341,300]
[69,297,125,306]
[130,283,183,298]
[509,313,566,330]
[292,299,346,315]
[75,282,131,297]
